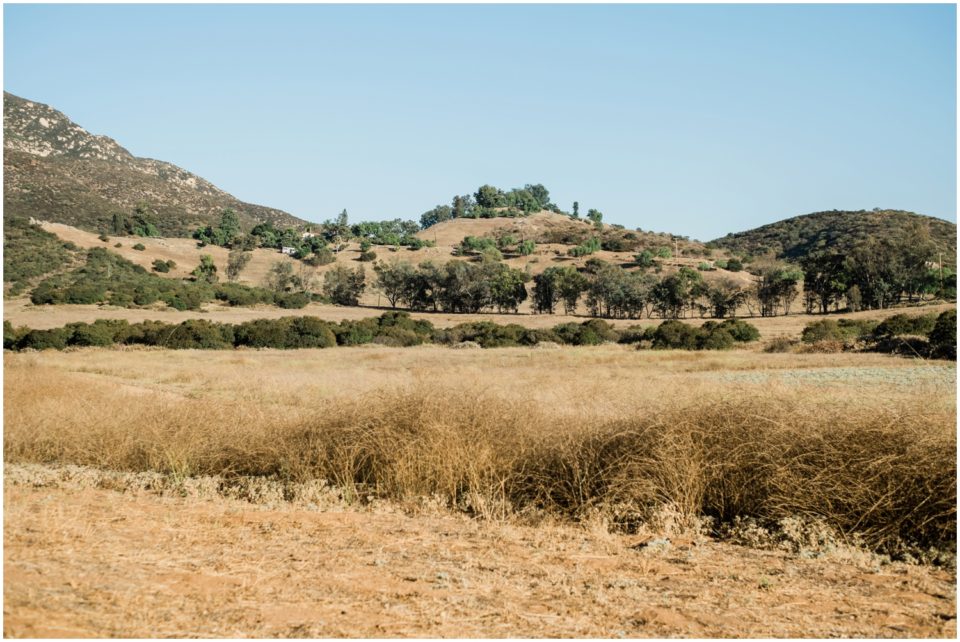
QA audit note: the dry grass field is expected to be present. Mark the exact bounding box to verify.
[3,345,956,637]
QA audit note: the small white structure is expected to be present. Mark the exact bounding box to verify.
[301,232,317,239]
[281,246,297,256]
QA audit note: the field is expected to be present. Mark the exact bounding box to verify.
[4,344,956,637]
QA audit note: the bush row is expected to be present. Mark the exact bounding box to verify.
[4,313,761,352]
[801,310,956,360]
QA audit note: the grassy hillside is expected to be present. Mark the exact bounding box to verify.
[3,92,308,236]
[711,209,957,264]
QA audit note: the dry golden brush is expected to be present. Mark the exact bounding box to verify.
[4,358,954,557]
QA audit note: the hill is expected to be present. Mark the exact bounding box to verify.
[3,92,309,236]
[711,209,957,264]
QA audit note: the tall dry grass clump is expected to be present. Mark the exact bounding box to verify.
[4,363,955,557]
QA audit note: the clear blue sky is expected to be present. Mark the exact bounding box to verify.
[4,4,956,240]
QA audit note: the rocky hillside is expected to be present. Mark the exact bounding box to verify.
[711,209,957,264]
[3,92,308,236]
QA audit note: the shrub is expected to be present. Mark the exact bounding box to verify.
[234,319,294,349]
[274,292,311,309]
[334,319,379,346]
[358,250,377,262]
[617,325,655,344]
[720,318,760,343]
[872,313,938,340]
[152,259,171,273]
[164,320,234,349]
[114,243,123,248]
[98,234,109,242]
[802,318,877,344]
[373,326,424,347]
[696,325,735,350]
[552,319,618,346]
[132,243,146,251]
[726,258,743,272]
[214,283,276,307]
[764,336,798,353]
[288,317,337,348]
[66,321,120,347]
[652,320,700,350]
[64,283,106,304]
[304,247,336,266]
[928,310,957,360]
[4,321,26,350]
[18,328,71,351]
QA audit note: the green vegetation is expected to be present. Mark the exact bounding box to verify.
[799,310,956,359]
[568,237,601,257]
[713,209,957,264]
[3,217,78,295]
[151,259,175,273]
[28,248,310,311]
[373,259,528,313]
[5,312,760,352]
[110,205,159,237]
[420,183,560,229]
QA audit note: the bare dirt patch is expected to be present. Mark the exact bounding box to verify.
[4,465,955,638]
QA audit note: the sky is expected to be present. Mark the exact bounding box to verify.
[3,3,956,240]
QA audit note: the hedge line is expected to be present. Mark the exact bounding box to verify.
[3,313,760,352]
[800,310,956,360]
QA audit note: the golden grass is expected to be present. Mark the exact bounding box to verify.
[4,346,955,557]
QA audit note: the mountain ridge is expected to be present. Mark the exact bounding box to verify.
[3,91,309,236]
[710,208,956,265]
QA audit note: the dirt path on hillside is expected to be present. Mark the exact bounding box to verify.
[4,467,955,638]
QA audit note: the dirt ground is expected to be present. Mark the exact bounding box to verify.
[4,465,956,638]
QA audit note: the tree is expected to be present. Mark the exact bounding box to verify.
[486,263,529,313]
[420,204,453,229]
[374,260,417,308]
[801,252,848,314]
[452,195,476,219]
[586,209,603,228]
[556,266,588,314]
[218,209,241,245]
[266,261,299,293]
[475,184,505,209]
[707,279,747,318]
[505,188,540,213]
[753,263,802,316]
[572,201,580,219]
[323,265,365,305]
[226,249,252,282]
[525,184,551,210]
[533,268,562,314]
[191,255,218,284]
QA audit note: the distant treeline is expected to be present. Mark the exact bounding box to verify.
[3,313,760,352]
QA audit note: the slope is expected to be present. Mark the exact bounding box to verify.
[3,92,309,236]
[711,209,957,264]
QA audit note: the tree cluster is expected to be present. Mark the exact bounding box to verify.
[420,183,559,229]
[373,259,530,313]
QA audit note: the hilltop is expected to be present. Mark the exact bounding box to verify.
[711,209,957,264]
[3,92,308,236]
